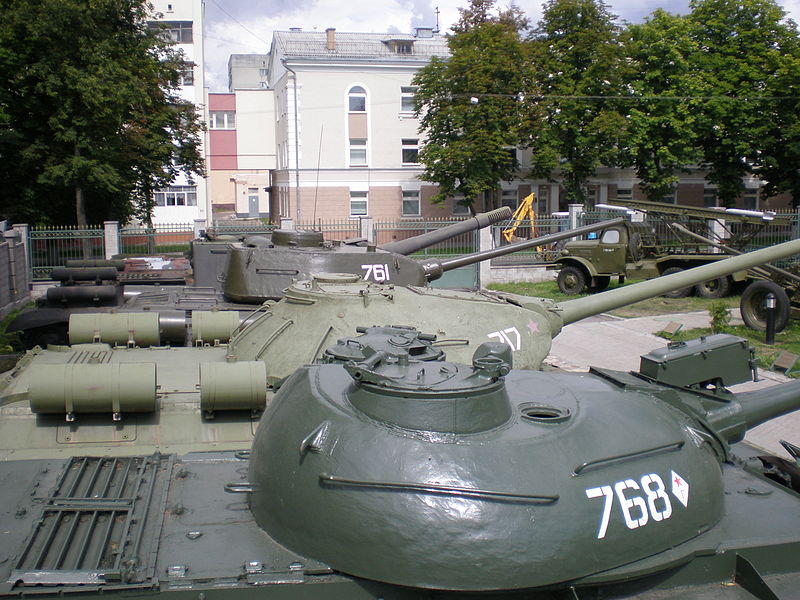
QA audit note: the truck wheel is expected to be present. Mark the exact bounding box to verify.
[557,266,587,295]
[740,280,791,332]
[661,267,693,298]
[590,276,610,292]
[694,276,732,299]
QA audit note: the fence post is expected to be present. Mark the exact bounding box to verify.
[568,204,584,229]
[359,216,374,242]
[280,218,293,229]
[708,218,727,252]
[478,226,493,288]
[12,223,29,281]
[194,219,207,240]
[104,221,120,259]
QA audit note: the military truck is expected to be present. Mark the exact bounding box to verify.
[553,220,747,297]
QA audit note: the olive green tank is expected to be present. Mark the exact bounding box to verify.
[0,325,798,598]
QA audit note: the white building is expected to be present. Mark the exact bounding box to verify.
[148,0,208,225]
[266,28,475,221]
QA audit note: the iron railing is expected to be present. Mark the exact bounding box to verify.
[29,225,104,280]
[119,223,194,255]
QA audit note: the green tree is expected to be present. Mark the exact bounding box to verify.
[623,10,702,201]
[413,0,532,211]
[0,0,205,226]
[527,0,628,207]
[687,0,800,205]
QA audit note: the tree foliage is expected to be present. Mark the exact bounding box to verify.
[526,0,628,206]
[413,0,531,210]
[623,10,702,201]
[0,0,205,226]
[415,0,800,209]
[686,0,800,205]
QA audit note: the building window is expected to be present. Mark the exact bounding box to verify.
[402,190,420,216]
[178,62,194,86]
[660,187,677,204]
[401,139,419,164]
[616,187,633,201]
[154,21,193,44]
[210,111,235,129]
[154,186,197,207]
[350,191,368,216]
[501,188,518,210]
[585,186,598,209]
[348,86,366,112]
[743,188,759,210]
[537,185,550,215]
[703,188,717,207]
[349,138,367,166]
[401,86,417,112]
[506,148,517,167]
[452,198,470,215]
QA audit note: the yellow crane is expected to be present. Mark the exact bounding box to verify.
[502,192,536,243]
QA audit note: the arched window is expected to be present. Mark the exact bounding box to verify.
[348,86,366,112]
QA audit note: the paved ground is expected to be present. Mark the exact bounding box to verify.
[546,310,799,457]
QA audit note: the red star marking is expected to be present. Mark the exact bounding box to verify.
[674,475,682,486]
[527,320,539,334]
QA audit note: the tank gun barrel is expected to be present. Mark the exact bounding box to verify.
[558,238,800,326]
[378,207,513,256]
[421,218,625,281]
[706,379,800,443]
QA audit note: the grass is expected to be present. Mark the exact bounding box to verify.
[488,279,800,376]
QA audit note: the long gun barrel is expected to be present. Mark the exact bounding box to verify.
[421,218,625,281]
[379,207,513,256]
[706,379,800,443]
[558,237,800,325]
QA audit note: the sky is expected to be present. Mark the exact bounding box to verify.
[203,0,800,92]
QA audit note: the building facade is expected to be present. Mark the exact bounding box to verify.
[148,0,208,225]
[228,54,270,91]
[207,90,276,218]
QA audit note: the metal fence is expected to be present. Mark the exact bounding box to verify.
[374,217,479,258]
[28,226,104,280]
[23,209,800,280]
[296,218,361,241]
[119,223,195,255]
[490,215,570,265]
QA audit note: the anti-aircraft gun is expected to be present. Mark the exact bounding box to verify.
[0,325,799,598]
[2,238,800,461]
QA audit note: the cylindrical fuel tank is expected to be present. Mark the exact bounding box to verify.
[29,363,157,416]
[47,285,118,304]
[69,312,160,346]
[51,266,119,281]
[65,258,125,270]
[199,361,267,412]
[192,310,241,344]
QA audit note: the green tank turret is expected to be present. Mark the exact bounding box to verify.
[246,326,800,593]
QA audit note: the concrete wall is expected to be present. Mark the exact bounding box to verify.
[0,235,29,319]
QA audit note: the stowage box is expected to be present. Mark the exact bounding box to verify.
[639,333,756,388]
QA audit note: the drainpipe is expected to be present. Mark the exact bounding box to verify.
[282,59,301,221]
